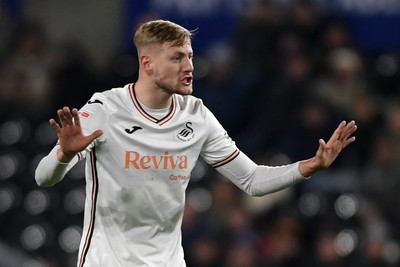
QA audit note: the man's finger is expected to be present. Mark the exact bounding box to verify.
[316,138,326,154]
[331,121,346,141]
[339,121,357,141]
[85,130,104,143]
[72,108,81,127]
[345,121,357,137]
[63,107,73,125]
[344,136,356,148]
[49,118,61,134]
[319,138,326,146]
[57,109,68,127]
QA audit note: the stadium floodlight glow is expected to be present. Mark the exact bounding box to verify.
[63,188,85,214]
[24,189,50,215]
[383,240,400,265]
[298,192,320,217]
[0,120,24,145]
[190,160,207,182]
[187,187,212,212]
[58,225,82,253]
[0,154,18,180]
[334,194,358,219]
[20,224,47,251]
[0,187,14,213]
[334,229,358,257]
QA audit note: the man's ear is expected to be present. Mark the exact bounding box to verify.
[140,55,153,74]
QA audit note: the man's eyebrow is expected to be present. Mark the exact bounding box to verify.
[172,51,193,57]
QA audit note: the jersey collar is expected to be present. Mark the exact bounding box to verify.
[129,83,176,126]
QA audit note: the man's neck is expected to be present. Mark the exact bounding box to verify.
[133,81,173,109]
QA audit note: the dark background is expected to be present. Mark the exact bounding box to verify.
[1,0,400,266]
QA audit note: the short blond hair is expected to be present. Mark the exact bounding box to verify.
[134,20,193,53]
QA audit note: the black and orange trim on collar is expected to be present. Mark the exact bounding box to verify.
[79,149,99,267]
[129,83,176,126]
[212,149,240,168]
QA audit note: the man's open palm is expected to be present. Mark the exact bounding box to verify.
[49,107,103,161]
[298,120,357,177]
[314,120,357,168]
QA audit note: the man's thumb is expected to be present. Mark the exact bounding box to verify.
[319,139,326,146]
[89,129,104,140]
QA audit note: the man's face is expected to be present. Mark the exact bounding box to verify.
[149,41,194,96]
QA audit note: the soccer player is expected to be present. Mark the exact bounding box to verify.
[35,19,357,267]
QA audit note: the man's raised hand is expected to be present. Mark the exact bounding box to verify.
[299,120,357,177]
[49,107,103,162]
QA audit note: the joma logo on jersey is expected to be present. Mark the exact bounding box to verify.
[125,151,188,170]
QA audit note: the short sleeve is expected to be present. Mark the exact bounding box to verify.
[78,92,109,144]
[200,107,240,168]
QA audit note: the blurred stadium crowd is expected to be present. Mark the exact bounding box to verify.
[1,0,400,266]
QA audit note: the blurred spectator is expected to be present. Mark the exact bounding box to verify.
[194,43,263,142]
[1,1,400,266]
[314,17,355,71]
[284,0,321,54]
[314,231,344,267]
[225,207,258,259]
[358,200,394,267]
[50,42,98,109]
[362,104,400,224]
[0,22,51,120]
[346,93,384,167]
[0,3,13,58]
[232,0,281,74]
[257,215,304,267]
[225,243,259,267]
[280,98,337,163]
[312,48,368,118]
[247,52,315,157]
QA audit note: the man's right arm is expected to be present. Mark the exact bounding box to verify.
[35,145,80,187]
[35,104,104,187]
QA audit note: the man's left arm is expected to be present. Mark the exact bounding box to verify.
[216,120,357,196]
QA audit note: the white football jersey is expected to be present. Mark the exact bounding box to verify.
[35,83,307,266]
[73,84,239,266]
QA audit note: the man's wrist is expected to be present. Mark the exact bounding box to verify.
[56,148,76,163]
[298,158,321,178]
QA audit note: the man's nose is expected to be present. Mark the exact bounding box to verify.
[183,57,194,72]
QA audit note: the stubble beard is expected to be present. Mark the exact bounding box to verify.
[155,80,193,96]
